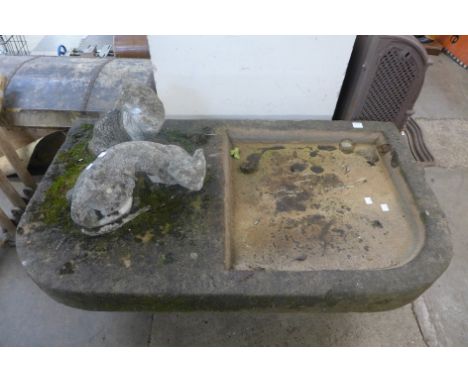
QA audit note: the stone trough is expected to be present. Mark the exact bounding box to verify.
[16,120,453,311]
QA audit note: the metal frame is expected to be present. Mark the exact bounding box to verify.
[0,35,30,56]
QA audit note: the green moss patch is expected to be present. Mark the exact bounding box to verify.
[40,125,95,230]
[158,126,212,153]
[37,123,213,247]
[124,174,210,242]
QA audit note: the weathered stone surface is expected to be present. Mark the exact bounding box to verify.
[413,168,468,346]
[0,246,153,346]
[16,120,453,312]
[70,141,206,234]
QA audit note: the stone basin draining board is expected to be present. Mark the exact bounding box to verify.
[227,138,421,272]
[16,120,453,312]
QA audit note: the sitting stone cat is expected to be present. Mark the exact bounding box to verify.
[70,141,206,235]
[88,83,165,156]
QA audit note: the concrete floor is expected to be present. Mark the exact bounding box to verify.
[1,53,467,346]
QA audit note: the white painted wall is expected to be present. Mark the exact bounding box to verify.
[24,35,44,51]
[148,36,355,120]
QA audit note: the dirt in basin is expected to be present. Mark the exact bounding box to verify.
[230,142,419,271]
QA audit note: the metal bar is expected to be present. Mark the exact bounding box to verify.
[0,35,30,56]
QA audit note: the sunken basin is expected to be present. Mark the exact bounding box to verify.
[16,120,453,312]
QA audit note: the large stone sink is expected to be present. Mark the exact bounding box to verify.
[16,120,453,311]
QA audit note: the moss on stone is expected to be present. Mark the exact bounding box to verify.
[38,123,211,246]
[40,125,95,230]
[124,175,208,241]
[158,126,211,153]
[190,194,202,211]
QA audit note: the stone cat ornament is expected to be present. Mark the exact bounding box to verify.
[69,82,206,235]
[70,141,206,236]
[88,82,166,156]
